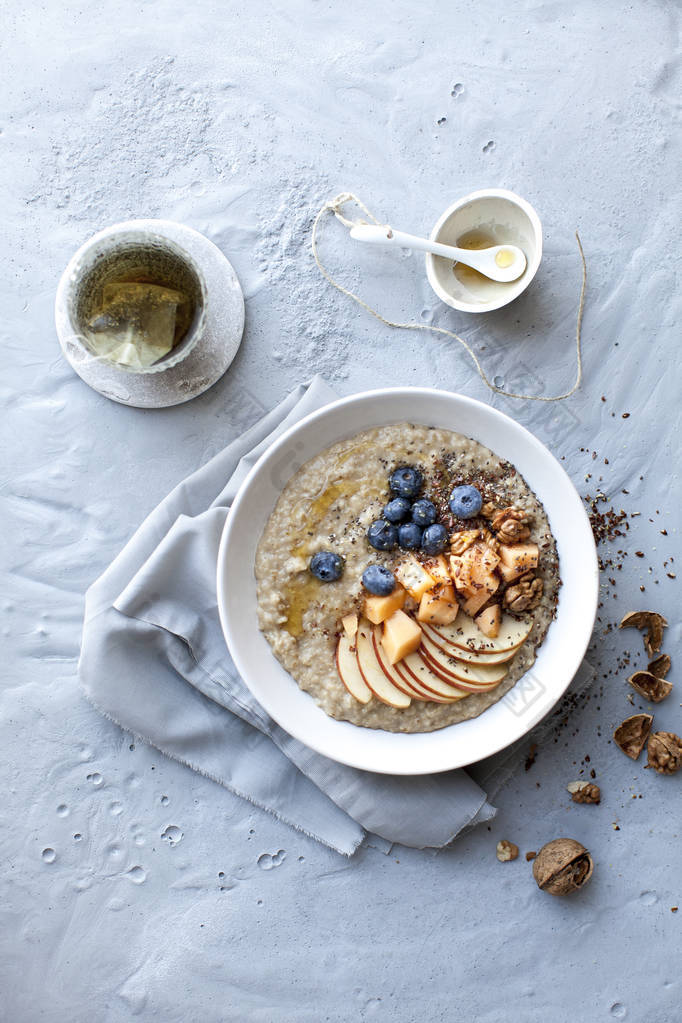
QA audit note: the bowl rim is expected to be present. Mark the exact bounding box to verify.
[217,387,598,775]
[425,188,543,314]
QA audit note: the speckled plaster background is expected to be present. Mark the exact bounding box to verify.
[2,1,681,1020]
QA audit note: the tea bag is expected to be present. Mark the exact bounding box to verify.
[84,283,188,370]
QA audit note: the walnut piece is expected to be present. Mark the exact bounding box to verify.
[628,670,673,703]
[646,731,682,775]
[619,610,668,657]
[532,838,594,896]
[613,713,653,760]
[503,571,544,612]
[496,840,519,862]
[491,506,532,543]
[450,529,481,555]
[567,781,601,804]
[480,501,498,519]
[648,653,671,680]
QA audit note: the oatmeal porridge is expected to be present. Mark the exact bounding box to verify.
[255,423,560,733]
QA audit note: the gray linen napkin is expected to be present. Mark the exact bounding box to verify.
[79,377,496,856]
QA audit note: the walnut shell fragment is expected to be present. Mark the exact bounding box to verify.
[628,670,673,703]
[613,713,653,760]
[648,653,671,680]
[646,731,682,775]
[619,611,668,658]
[567,781,601,804]
[532,838,594,896]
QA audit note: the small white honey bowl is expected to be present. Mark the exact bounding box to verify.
[425,188,543,314]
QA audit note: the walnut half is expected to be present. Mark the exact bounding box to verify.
[503,571,544,613]
[532,838,594,896]
[491,506,532,543]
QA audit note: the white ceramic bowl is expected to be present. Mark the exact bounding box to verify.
[425,189,543,314]
[217,389,597,775]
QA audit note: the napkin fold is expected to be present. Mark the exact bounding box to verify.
[79,377,496,856]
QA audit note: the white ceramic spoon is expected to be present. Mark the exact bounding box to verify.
[350,224,527,283]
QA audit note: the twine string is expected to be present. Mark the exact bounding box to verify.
[311,192,586,402]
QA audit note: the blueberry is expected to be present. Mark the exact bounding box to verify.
[422,523,449,555]
[309,551,344,582]
[362,564,396,597]
[411,499,437,527]
[398,522,423,549]
[448,484,483,519]
[367,519,398,551]
[389,466,423,500]
[383,497,411,523]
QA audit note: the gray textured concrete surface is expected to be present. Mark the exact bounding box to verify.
[2,1,681,1020]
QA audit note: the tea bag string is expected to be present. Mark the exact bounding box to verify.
[311,192,586,402]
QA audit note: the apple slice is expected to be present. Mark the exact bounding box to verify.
[371,627,455,703]
[394,658,469,703]
[336,634,372,704]
[397,652,471,700]
[355,619,411,709]
[419,633,508,687]
[425,614,533,653]
[420,622,518,665]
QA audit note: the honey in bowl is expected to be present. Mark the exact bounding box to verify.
[451,229,500,290]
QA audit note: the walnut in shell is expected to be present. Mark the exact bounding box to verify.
[628,670,673,703]
[648,653,671,679]
[503,571,544,613]
[613,713,653,760]
[532,838,594,896]
[491,507,532,543]
[567,781,601,804]
[646,731,682,775]
[619,610,668,658]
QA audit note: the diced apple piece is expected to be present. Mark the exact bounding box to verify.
[497,559,523,584]
[475,604,501,639]
[381,609,422,665]
[417,584,459,626]
[355,620,411,708]
[363,588,405,625]
[497,542,539,581]
[422,555,452,587]
[450,555,473,594]
[336,634,372,704]
[341,613,358,638]
[461,588,495,618]
[470,545,500,583]
[394,554,435,600]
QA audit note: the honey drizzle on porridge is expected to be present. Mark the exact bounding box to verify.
[282,443,381,636]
